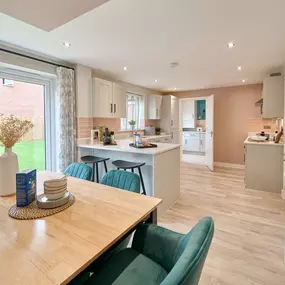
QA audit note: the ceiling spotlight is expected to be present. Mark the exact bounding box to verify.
[227,42,235,48]
[62,41,71,47]
[155,79,158,83]
[237,66,242,71]
[174,87,177,90]
[242,79,246,83]
[123,66,128,71]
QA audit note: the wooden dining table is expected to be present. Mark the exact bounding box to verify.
[0,171,161,285]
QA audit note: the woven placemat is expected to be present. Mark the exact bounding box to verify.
[8,194,75,220]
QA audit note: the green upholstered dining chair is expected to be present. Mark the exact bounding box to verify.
[84,216,214,285]
[64,163,92,181]
[100,170,141,193]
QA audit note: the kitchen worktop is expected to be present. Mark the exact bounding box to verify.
[244,137,283,146]
[182,131,206,134]
[142,134,171,139]
[77,139,180,155]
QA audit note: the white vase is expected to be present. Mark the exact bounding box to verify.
[0,148,19,196]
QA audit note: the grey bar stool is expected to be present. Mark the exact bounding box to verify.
[112,160,146,195]
[81,155,110,183]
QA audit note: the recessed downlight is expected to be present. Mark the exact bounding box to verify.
[123,66,128,71]
[242,79,246,83]
[174,87,177,90]
[154,79,158,83]
[237,66,242,71]
[227,42,235,48]
[62,41,71,47]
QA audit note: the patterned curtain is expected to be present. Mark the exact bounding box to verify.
[55,67,76,172]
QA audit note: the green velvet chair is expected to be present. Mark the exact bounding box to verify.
[64,163,92,181]
[100,170,141,193]
[84,216,214,285]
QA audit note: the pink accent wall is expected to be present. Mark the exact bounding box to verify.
[175,83,266,165]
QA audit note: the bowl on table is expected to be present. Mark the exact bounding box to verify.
[44,178,67,200]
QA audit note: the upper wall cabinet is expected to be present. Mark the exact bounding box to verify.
[262,74,284,118]
[112,83,127,118]
[148,94,162,119]
[182,100,195,128]
[92,78,126,118]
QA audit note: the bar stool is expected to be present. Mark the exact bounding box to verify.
[81,155,110,183]
[112,160,146,195]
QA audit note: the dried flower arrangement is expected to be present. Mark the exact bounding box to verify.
[0,115,34,148]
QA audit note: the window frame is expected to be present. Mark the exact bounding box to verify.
[2,78,14,87]
[0,67,57,171]
[121,92,145,130]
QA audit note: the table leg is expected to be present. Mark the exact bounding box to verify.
[146,208,157,224]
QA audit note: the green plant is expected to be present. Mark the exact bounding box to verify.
[128,120,136,126]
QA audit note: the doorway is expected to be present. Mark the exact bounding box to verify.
[180,95,214,170]
[0,67,56,171]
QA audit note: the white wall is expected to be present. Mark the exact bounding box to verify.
[76,65,92,117]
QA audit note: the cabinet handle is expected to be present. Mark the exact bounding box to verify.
[156,109,158,117]
[110,103,113,113]
[185,139,187,144]
[171,119,173,126]
[114,104,116,113]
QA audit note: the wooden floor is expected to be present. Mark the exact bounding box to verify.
[159,162,285,285]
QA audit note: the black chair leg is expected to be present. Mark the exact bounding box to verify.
[138,167,146,195]
[92,163,96,182]
[95,163,99,183]
[104,161,108,173]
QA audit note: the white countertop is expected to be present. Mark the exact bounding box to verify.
[142,134,171,140]
[77,139,180,155]
[244,136,283,147]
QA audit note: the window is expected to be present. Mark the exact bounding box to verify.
[0,68,56,171]
[121,93,144,130]
[2,78,14,87]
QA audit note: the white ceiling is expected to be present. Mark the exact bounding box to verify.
[1,0,285,91]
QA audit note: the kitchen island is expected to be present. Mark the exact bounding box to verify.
[77,139,181,215]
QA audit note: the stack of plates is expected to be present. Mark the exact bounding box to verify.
[44,178,67,200]
[37,177,71,209]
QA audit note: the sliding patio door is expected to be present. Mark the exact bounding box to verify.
[0,67,56,171]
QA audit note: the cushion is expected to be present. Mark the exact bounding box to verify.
[85,248,168,285]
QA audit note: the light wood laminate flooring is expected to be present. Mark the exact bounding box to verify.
[159,163,285,285]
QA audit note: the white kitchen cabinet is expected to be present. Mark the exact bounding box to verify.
[171,96,180,128]
[183,133,200,152]
[200,133,206,152]
[92,78,113,117]
[92,78,126,118]
[148,94,162,119]
[112,83,127,118]
[245,143,283,193]
[160,95,180,132]
[181,100,195,128]
[183,132,205,152]
[262,74,284,118]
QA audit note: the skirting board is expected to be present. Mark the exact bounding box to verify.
[214,162,245,170]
